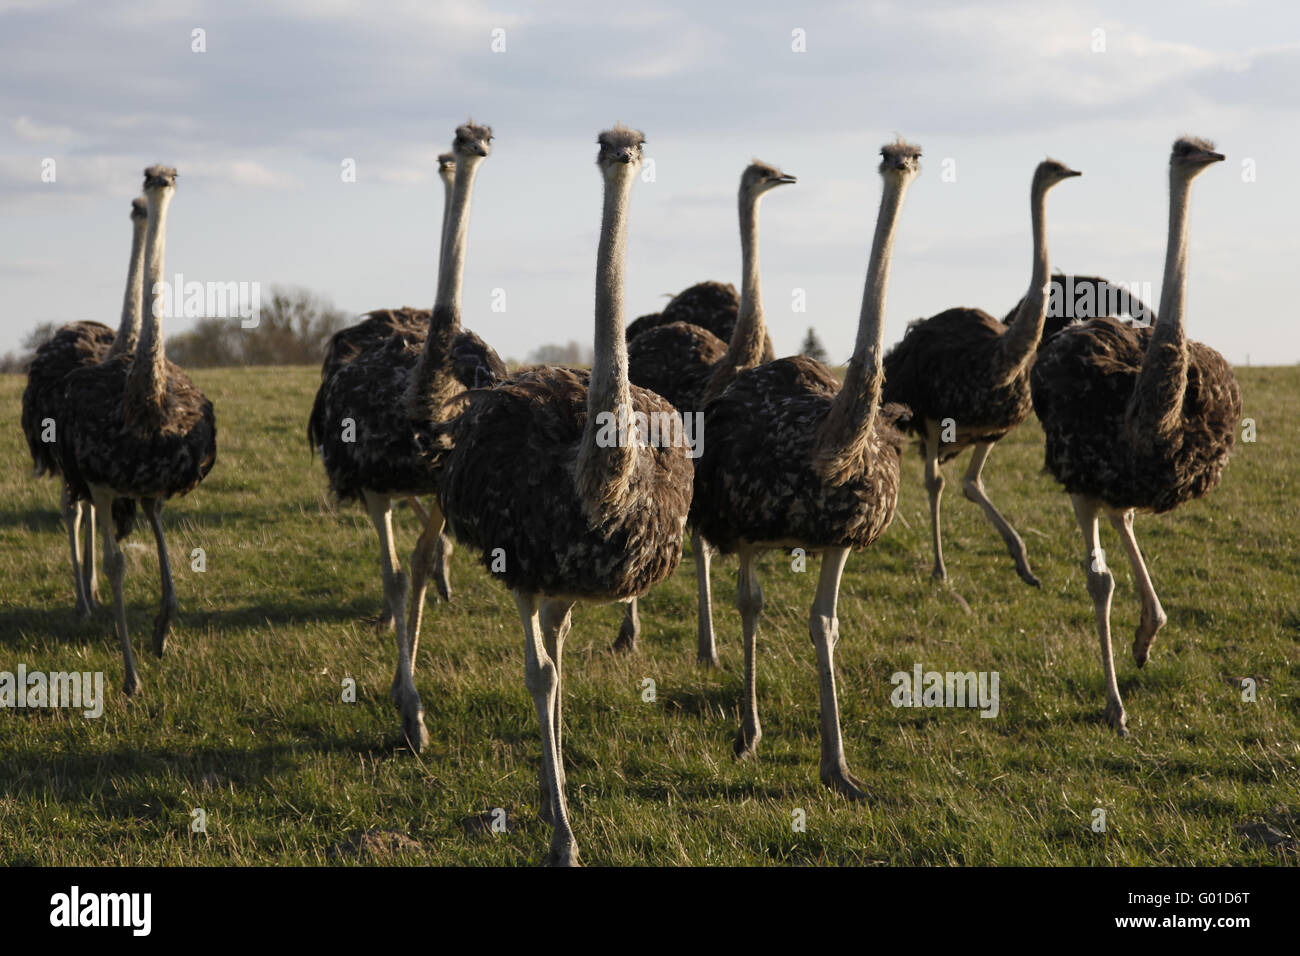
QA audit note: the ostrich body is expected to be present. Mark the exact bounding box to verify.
[307,153,489,610]
[1002,273,1155,334]
[438,127,692,865]
[60,167,217,696]
[1030,137,1239,734]
[316,122,503,751]
[625,280,775,359]
[882,159,1081,587]
[690,140,920,798]
[21,197,148,616]
[618,161,796,664]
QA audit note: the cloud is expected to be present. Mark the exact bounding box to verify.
[12,115,75,143]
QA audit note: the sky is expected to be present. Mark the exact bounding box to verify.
[1,0,1297,365]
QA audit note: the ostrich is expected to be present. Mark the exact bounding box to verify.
[626,281,775,359]
[60,166,217,696]
[437,126,693,866]
[307,151,467,613]
[691,139,920,798]
[617,161,796,664]
[1030,137,1239,734]
[882,159,1081,587]
[21,196,148,616]
[310,152,457,388]
[1002,274,1156,334]
[316,122,504,751]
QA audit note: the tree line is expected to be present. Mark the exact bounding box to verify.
[2,287,832,373]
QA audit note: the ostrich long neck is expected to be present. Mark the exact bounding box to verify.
[408,155,481,420]
[1128,171,1193,443]
[701,187,766,403]
[109,215,147,357]
[125,190,172,420]
[728,187,766,367]
[812,174,910,478]
[576,166,636,518]
[997,177,1050,380]
[440,170,455,259]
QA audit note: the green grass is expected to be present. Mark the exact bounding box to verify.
[1,365,1296,866]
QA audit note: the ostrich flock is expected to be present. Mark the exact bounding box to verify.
[20,124,1240,866]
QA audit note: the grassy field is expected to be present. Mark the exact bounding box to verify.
[0,365,1296,866]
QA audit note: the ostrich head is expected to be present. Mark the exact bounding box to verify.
[597,124,645,178]
[437,151,456,184]
[741,160,797,197]
[142,165,178,191]
[879,138,921,182]
[1034,158,1083,191]
[1171,136,1224,179]
[130,197,147,220]
[452,121,492,160]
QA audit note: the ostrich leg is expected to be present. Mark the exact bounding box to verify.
[62,484,91,617]
[92,485,140,696]
[733,546,764,759]
[810,546,867,799]
[408,495,453,603]
[406,500,448,668]
[923,424,947,581]
[538,598,574,825]
[142,497,177,657]
[82,498,101,608]
[961,441,1041,587]
[516,591,578,867]
[613,596,639,654]
[1107,509,1167,667]
[367,491,425,752]
[694,531,718,667]
[1072,494,1127,735]
[431,531,454,603]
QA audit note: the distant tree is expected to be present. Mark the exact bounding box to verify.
[800,326,828,363]
[526,340,593,367]
[166,286,349,367]
[5,288,351,371]
[0,322,59,374]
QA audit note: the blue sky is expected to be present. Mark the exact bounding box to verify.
[2,0,1297,365]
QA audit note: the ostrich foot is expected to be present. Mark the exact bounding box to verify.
[1105,698,1129,736]
[611,618,638,655]
[75,599,95,620]
[152,614,172,657]
[733,722,761,760]
[930,564,947,583]
[697,650,719,669]
[821,762,869,801]
[1132,607,1167,667]
[401,708,429,754]
[543,842,580,868]
[122,670,142,698]
[1016,564,1042,588]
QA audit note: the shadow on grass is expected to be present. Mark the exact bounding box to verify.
[0,595,399,647]
[0,733,402,812]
